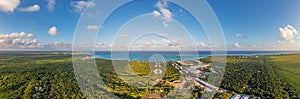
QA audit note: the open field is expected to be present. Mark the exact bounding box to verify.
[268,54,300,96]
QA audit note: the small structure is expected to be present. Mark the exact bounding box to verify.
[147,93,163,99]
[81,55,94,60]
[230,94,241,99]
[153,69,163,74]
[241,95,250,99]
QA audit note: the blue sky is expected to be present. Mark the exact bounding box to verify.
[0,0,299,50]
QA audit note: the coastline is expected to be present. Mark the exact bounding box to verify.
[91,51,300,62]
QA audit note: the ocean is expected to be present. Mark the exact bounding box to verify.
[94,51,299,61]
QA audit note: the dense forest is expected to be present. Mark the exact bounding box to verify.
[0,52,181,98]
[220,56,299,99]
[0,52,299,98]
[0,52,83,98]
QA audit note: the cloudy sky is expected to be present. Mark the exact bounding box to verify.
[0,0,300,51]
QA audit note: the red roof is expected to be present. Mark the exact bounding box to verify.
[147,93,162,99]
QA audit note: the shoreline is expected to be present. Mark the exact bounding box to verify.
[92,52,299,62]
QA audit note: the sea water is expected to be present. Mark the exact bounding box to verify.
[94,51,299,62]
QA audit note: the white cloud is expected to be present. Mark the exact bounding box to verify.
[289,39,295,44]
[162,39,182,47]
[0,0,20,12]
[152,10,161,17]
[155,0,167,9]
[252,44,256,48]
[234,43,240,48]
[162,39,171,44]
[95,42,105,48]
[162,22,168,27]
[235,33,246,38]
[70,1,96,13]
[0,32,33,39]
[278,24,299,44]
[160,8,172,22]
[152,0,173,27]
[46,0,55,11]
[86,25,100,30]
[0,32,41,49]
[197,42,212,48]
[117,34,128,38]
[223,42,255,49]
[278,40,284,44]
[0,32,73,50]
[43,42,71,50]
[144,41,151,46]
[279,26,296,40]
[0,39,5,44]
[143,38,151,46]
[18,4,40,12]
[129,38,166,49]
[109,44,113,48]
[48,26,58,36]
[152,40,158,45]
[27,33,34,38]
[155,33,167,38]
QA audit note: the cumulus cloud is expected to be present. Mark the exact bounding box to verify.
[43,42,72,50]
[197,42,212,48]
[234,43,241,48]
[109,44,113,48]
[197,42,259,50]
[163,39,182,47]
[86,25,100,30]
[70,1,96,13]
[0,39,5,44]
[279,25,298,40]
[278,24,299,44]
[152,0,173,27]
[0,32,41,49]
[152,10,161,17]
[0,31,81,50]
[162,39,171,44]
[0,0,20,12]
[227,43,241,49]
[252,44,256,48]
[95,42,105,48]
[289,39,295,44]
[235,33,246,38]
[155,0,167,9]
[18,4,40,12]
[159,8,172,22]
[155,33,167,38]
[46,0,55,11]
[278,40,284,45]
[130,37,165,49]
[162,22,168,27]
[0,32,33,39]
[48,26,58,36]
[117,34,128,38]
[0,32,74,50]
[130,33,168,49]
[144,38,151,46]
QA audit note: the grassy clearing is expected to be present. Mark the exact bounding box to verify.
[34,58,72,64]
[268,54,300,96]
[129,61,151,76]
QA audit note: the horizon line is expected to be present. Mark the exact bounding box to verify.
[1,49,300,52]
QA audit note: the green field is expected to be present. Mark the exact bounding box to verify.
[268,54,300,96]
